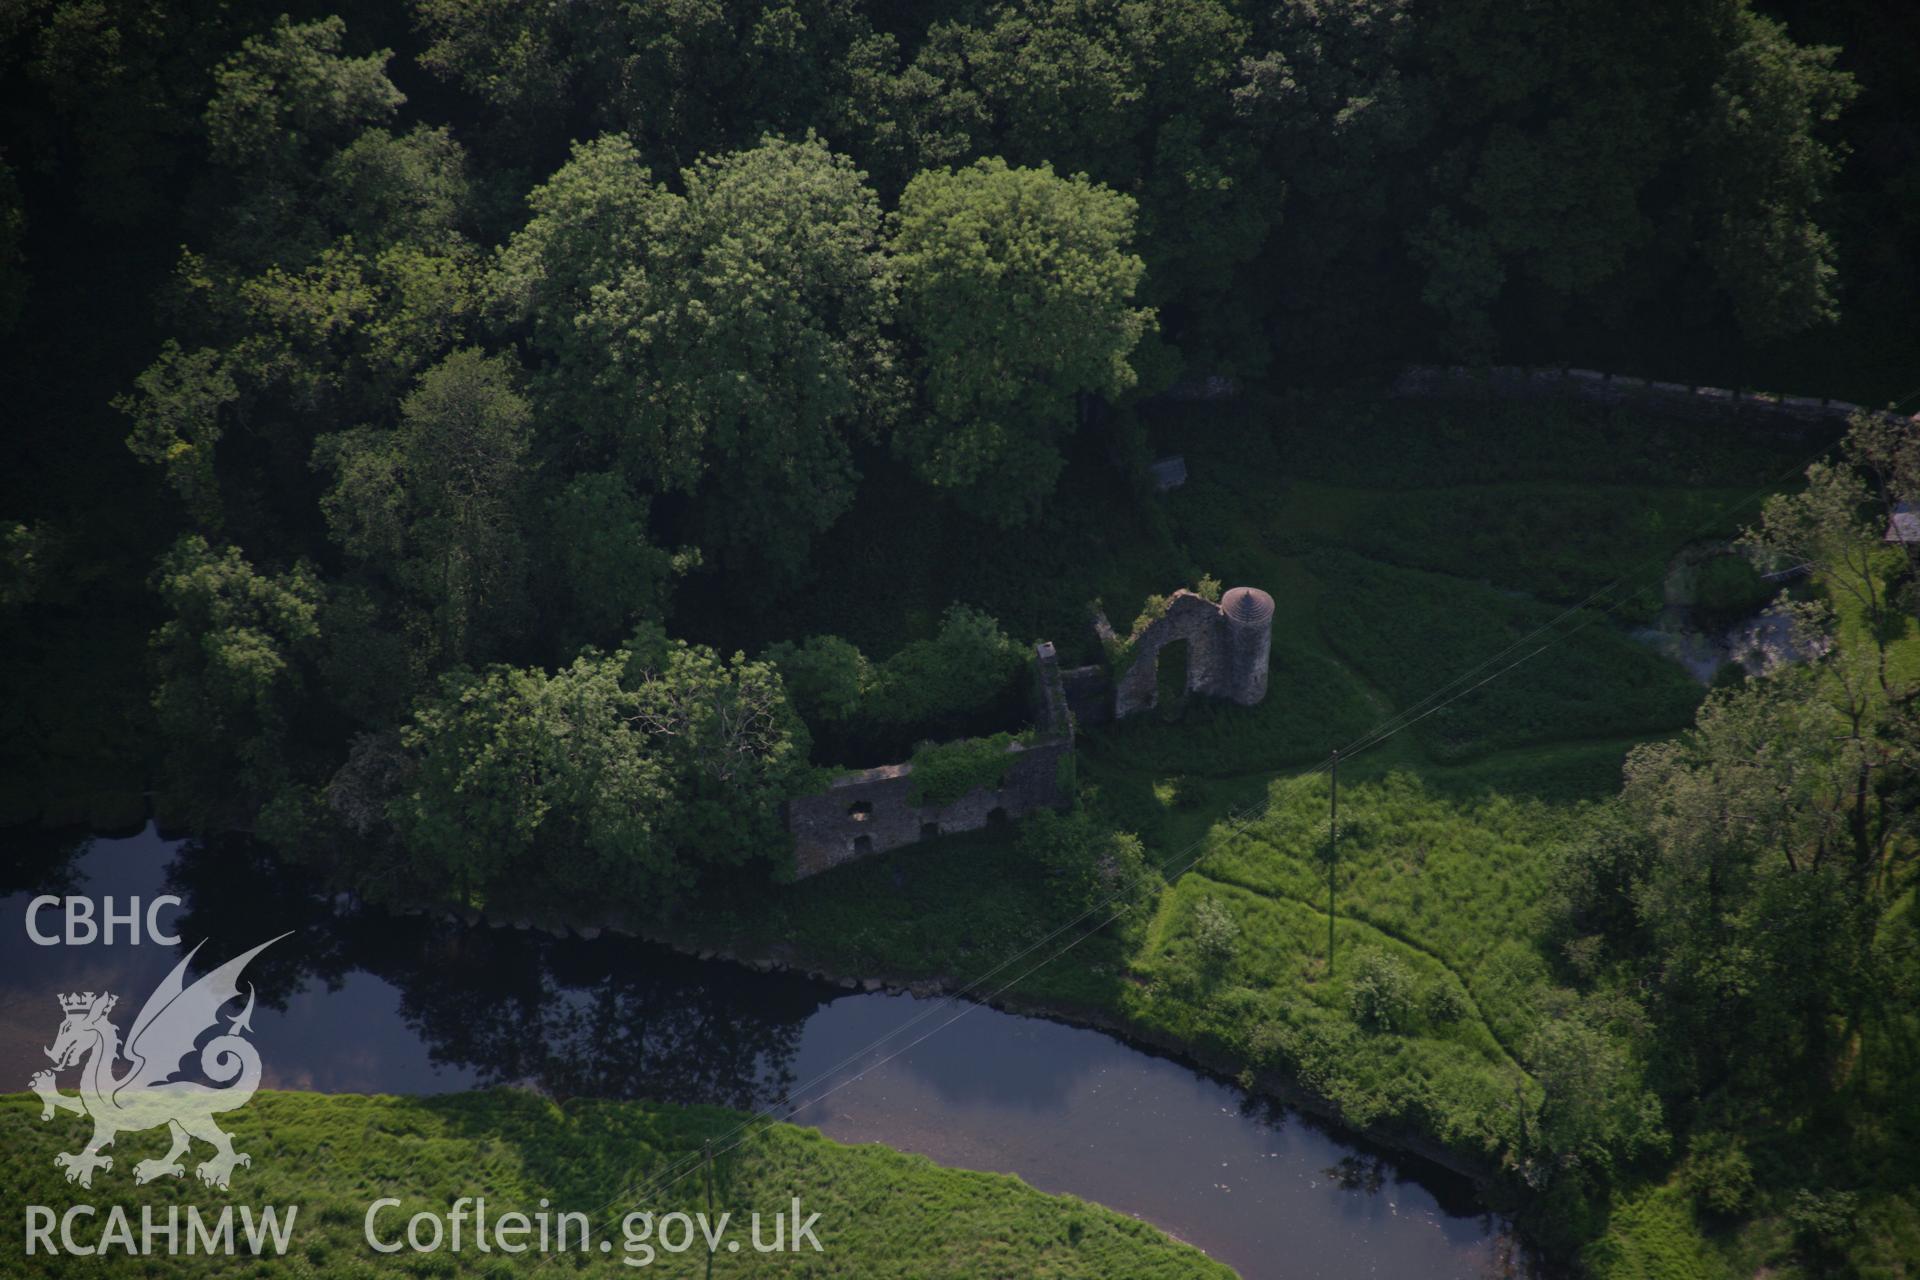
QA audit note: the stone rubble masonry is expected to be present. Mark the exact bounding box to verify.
[783,587,1274,877]
[1109,587,1274,720]
[785,641,1075,878]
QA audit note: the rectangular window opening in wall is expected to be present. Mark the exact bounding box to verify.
[848,800,873,821]
[852,834,873,855]
[920,822,941,840]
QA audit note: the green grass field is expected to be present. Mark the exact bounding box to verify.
[0,1091,1230,1278]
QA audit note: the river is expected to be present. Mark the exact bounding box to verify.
[1,826,1529,1278]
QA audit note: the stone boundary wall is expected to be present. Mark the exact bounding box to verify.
[1393,364,1914,431]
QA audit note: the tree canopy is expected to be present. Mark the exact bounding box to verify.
[892,158,1151,525]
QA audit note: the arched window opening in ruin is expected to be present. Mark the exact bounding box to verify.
[986,807,1010,829]
[852,835,873,855]
[848,800,873,821]
[1155,637,1190,719]
[921,822,942,840]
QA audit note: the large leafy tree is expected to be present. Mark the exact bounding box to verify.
[0,0,253,224]
[1598,662,1906,1098]
[1237,0,1855,361]
[891,158,1152,526]
[122,17,483,557]
[392,635,806,911]
[496,132,900,573]
[1555,416,1919,1102]
[204,15,404,169]
[411,0,894,173]
[316,348,534,667]
[622,630,811,877]
[393,652,671,908]
[149,534,325,821]
[893,0,1276,371]
[202,15,409,270]
[542,472,687,654]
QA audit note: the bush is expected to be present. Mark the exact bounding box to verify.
[907,732,1024,806]
[766,606,1028,763]
[1347,947,1417,1032]
[860,604,1027,735]
[1168,774,1207,808]
[1786,1188,1860,1253]
[766,634,870,728]
[1423,980,1470,1026]
[1679,1131,1754,1216]
[1017,808,1152,917]
[1191,896,1241,971]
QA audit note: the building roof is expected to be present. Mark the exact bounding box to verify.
[1221,586,1274,624]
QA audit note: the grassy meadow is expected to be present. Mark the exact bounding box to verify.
[0,1090,1231,1278]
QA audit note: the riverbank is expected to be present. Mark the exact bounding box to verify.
[389,740,1628,1239]
[591,908,1505,1191]
[2,1089,1233,1277]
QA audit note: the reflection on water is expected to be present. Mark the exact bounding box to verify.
[1,826,1533,1279]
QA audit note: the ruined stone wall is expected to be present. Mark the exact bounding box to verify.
[1111,592,1232,718]
[785,642,1075,879]
[1109,588,1274,720]
[784,589,1273,878]
[1032,640,1073,736]
[1393,364,1915,432]
[1061,664,1114,727]
[786,735,1073,878]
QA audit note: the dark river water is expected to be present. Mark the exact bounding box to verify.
[1,826,1528,1278]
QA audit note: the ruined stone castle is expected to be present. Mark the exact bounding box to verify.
[784,585,1274,877]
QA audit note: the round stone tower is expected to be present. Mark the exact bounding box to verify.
[1220,586,1274,706]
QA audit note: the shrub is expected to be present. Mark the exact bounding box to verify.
[1100,592,1169,678]
[1017,808,1152,916]
[907,732,1024,806]
[1680,1131,1754,1216]
[1786,1188,1860,1252]
[1099,573,1222,682]
[766,634,870,728]
[1423,980,1470,1026]
[1347,947,1417,1032]
[767,607,1028,763]
[1168,774,1207,808]
[1191,896,1241,971]
[862,604,1026,733]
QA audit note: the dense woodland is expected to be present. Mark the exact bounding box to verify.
[3,1,1920,1276]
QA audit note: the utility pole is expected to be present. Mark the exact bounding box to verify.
[1328,748,1338,978]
